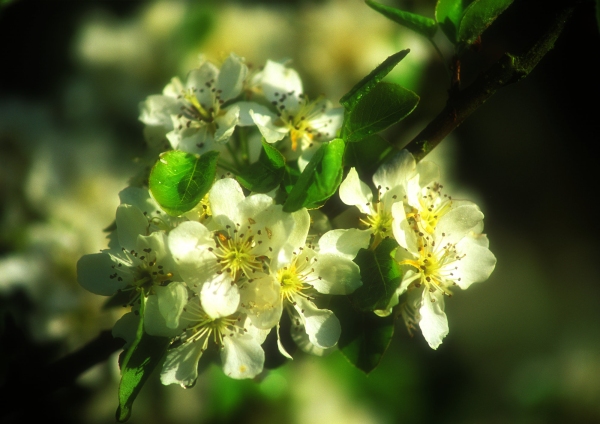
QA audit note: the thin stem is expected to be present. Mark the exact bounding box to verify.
[239,127,250,165]
[225,141,243,170]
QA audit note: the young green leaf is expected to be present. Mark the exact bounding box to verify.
[351,238,403,311]
[237,140,286,193]
[435,0,471,44]
[331,296,395,374]
[366,0,437,39]
[282,138,345,212]
[342,82,419,143]
[458,0,514,45]
[340,50,410,111]
[149,150,219,216]
[344,134,395,178]
[116,295,170,422]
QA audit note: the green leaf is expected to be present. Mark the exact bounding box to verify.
[149,150,219,216]
[366,0,437,39]
[331,296,395,374]
[351,238,402,311]
[344,134,395,178]
[458,0,514,45]
[342,82,419,143]
[116,295,170,422]
[237,140,286,193]
[282,138,345,212]
[340,50,410,111]
[435,0,471,44]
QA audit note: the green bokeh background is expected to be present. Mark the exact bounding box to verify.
[1,1,599,423]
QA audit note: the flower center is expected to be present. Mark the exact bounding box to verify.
[277,266,306,302]
[213,227,263,281]
[398,236,462,296]
[110,247,174,295]
[272,92,329,150]
[411,183,453,234]
[181,299,239,350]
[360,201,393,240]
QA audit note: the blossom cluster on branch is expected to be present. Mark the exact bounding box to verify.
[76,51,495,419]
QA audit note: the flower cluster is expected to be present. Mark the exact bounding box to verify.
[339,150,497,349]
[79,179,363,386]
[139,52,342,168]
[77,52,496,391]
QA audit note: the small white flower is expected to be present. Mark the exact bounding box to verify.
[140,53,248,155]
[159,295,266,387]
[394,222,496,349]
[240,60,343,170]
[168,178,309,318]
[77,203,178,299]
[339,150,421,247]
[240,223,363,356]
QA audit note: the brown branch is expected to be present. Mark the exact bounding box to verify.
[405,2,575,162]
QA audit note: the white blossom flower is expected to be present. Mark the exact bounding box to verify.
[339,150,426,247]
[140,53,248,155]
[240,60,343,170]
[240,224,364,356]
[77,188,189,330]
[157,295,267,387]
[393,213,496,349]
[168,178,309,319]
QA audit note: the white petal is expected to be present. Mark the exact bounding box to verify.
[454,236,497,289]
[214,104,240,143]
[294,296,340,348]
[391,202,418,251]
[144,293,186,337]
[261,60,303,109]
[253,204,306,260]
[221,334,265,379]
[186,63,219,92]
[434,204,484,244]
[338,167,373,214]
[200,276,240,318]
[270,207,310,268]
[139,94,179,127]
[168,221,219,288]
[236,101,272,126]
[250,110,287,143]
[239,274,283,329]
[308,106,343,141]
[372,150,416,193]
[209,178,245,226]
[277,323,294,359]
[77,252,128,295]
[116,204,148,252]
[311,253,362,295]
[419,291,449,349]
[137,231,170,264]
[318,228,371,261]
[156,282,188,329]
[119,186,161,217]
[291,323,335,356]
[161,342,204,388]
[216,53,247,102]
